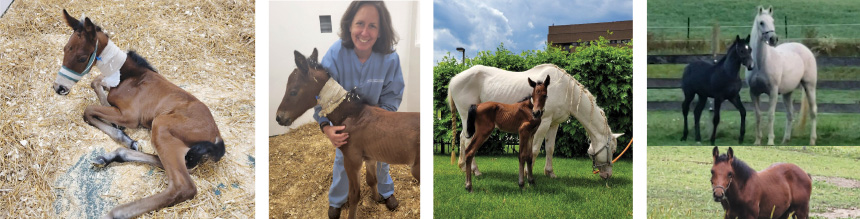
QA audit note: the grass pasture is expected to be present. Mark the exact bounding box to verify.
[434,155,632,218]
[648,146,860,218]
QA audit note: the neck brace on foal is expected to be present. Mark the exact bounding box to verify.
[96,40,127,87]
[317,78,349,117]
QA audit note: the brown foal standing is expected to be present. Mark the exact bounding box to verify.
[462,75,550,192]
[52,10,224,219]
[275,49,419,219]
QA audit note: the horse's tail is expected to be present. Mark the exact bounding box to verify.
[185,137,226,169]
[797,86,809,131]
[466,104,478,138]
[448,92,458,165]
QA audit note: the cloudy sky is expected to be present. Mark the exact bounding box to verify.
[434,0,633,63]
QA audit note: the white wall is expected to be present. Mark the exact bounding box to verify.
[269,1,420,136]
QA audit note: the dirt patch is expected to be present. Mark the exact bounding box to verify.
[812,207,860,219]
[269,123,420,218]
[814,176,860,188]
[0,0,254,218]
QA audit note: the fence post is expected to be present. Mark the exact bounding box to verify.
[687,17,690,39]
[784,16,788,39]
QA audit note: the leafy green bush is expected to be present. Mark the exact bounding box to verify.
[434,36,633,158]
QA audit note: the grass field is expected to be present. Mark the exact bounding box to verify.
[434,155,632,218]
[648,146,860,218]
[647,64,860,81]
[647,0,860,40]
[646,111,860,146]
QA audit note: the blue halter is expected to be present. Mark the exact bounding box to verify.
[57,39,99,83]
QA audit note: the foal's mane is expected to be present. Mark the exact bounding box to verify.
[127,51,158,72]
[715,154,756,185]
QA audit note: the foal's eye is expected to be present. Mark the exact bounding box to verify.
[77,57,87,63]
[290,91,298,96]
[728,172,733,177]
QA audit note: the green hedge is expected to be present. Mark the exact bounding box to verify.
[433,36,633,158]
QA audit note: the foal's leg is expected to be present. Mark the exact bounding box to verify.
[342,149,363,219]
[365,161,381,202]
[681,89,694,141]
[751,94,763,145]
[781,93,795,144]
[102,121,196,219]
[729,95,747,144]
[801,83,818,145]
[464,126,490,193]
[709,98,724,146]
[541,124,559,178]
[83,105,140,150]
[692,95,708,144]
[90,74,111,106]
[92,147,163,169]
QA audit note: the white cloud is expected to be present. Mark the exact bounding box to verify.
[528,22,534,29]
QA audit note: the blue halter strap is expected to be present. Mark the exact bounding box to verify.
[58,39,99,83]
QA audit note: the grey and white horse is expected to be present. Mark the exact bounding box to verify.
[747,6,818,146]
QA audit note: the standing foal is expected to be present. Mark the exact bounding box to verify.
[462,75,550,192]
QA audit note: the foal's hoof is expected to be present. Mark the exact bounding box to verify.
[327,206,342,219]
[129,141,140,151]
[92,156,110,168]
[528,178,535,185]
[465,185,473,193]
[518,181,525,188]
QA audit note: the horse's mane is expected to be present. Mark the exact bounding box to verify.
[715,154,756,185]
[545,64,612,139]
[127,51,158,72]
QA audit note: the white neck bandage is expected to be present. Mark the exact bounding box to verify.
[317,77,349,117]
[96,40,127,87]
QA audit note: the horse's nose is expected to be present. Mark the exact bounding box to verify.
[533,110,543,118]
[275,116,292,126]
[55,85,69,95]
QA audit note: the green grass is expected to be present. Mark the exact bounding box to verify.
[647,64,860,81]
[648,146,860,218]
[646,111,860,146]
[648,88,860,104]
[433,155,632,218]
[647,0,860,39]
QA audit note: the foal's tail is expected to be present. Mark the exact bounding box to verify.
[466,104,478,138]
[185,137,226,169]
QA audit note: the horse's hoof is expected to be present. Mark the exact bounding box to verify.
[130,141,140,151]
[528,179,535,185]
[473,170,482,176]
[92,156,109,168]
[545,169,557,178]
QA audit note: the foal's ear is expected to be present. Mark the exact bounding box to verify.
[544,75,551,87]
[62,9,80,30]
[712,146,720,161]
[309,48,319,63]
[727,147,734,161]
[744,35,751,43]
[735,35,741,42]
[528,77,537,88]
[294,50,310,73]
[83,17,97,40]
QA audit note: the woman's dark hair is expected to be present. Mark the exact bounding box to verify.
[339,1,398,54]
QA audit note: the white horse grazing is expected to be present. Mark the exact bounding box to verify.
[747,6,817,146]
[447,64,624,180]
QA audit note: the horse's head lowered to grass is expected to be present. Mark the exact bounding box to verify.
[275,48,325,126]
[54,9,105,95]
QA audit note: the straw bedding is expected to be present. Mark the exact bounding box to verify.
[269,123,420,218]
[0,0,255,218]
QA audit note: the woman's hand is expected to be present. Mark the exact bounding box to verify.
[323,125,349,148]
